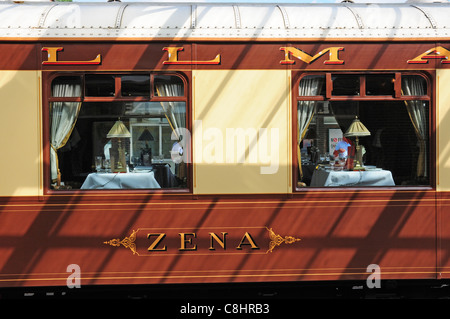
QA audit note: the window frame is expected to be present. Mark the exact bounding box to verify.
[43,71,192,194]
[293,71,434,191]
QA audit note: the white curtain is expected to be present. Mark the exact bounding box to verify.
[155,83,185,141]
[50,84,82,183]
[297,77,323,179]
[402,76,427,178]
[155,82,186,179]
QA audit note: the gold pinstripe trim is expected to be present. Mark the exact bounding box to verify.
[0,270,439,284]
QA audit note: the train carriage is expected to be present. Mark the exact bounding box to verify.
[0,0,450,298]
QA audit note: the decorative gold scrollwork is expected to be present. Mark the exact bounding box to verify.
[104,228,301,255]
[266,227,301,253]
[104,229,138,255]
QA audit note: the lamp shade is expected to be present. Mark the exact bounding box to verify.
[344,116,371,137]
[138,128,154,141]
[107,120,131,138]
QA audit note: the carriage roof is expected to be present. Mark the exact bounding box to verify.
[0,1,449,40]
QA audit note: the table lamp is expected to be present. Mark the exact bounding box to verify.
[138,128,154,166]
[344,116,371,171]
[107,120,131,173]
[304,128,318,164]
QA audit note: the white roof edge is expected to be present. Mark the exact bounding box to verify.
[0,1,448,40]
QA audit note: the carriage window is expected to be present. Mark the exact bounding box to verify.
[402,75,427,96]
[51,76,82,97]
[332,74,360,96]
[49,73,188,191]
[366,74,395,96]
[85,74,116,97]
[122,75,150,97]
[154,75,184,96]
[299,75,326,96]
[296,73,430,188]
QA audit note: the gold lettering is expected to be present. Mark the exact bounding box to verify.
[209,232,227,250]
[236,232,259,250]
[279,46,344,65]
[179,233,197,251]
[42,47,101,65]
[42,47,62,64]
[147,233,167,251]
[407,46,450,64]
[163,47,221,65]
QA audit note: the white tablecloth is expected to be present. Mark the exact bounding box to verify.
[81,172,161,189]
[310,169,395,187]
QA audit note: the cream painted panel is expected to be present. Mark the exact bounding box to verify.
[192,70,291,194]
[437,69,450,192]
[0,71,42,196]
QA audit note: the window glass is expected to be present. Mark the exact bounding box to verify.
[162,125,175,158]
[154,75,184,96]
[297,73,429,188]
[299,75,325,96]
[85,74,115,97]
[130,119,161,165]
[366,74,394,95]
[50,74,188,191]
[122,75,150,97]
[402,75,427,96]
[332,74,360,96]
[52,76,82,97]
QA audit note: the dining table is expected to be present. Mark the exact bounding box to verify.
[81,171,161,189]
[310,167,395,187]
